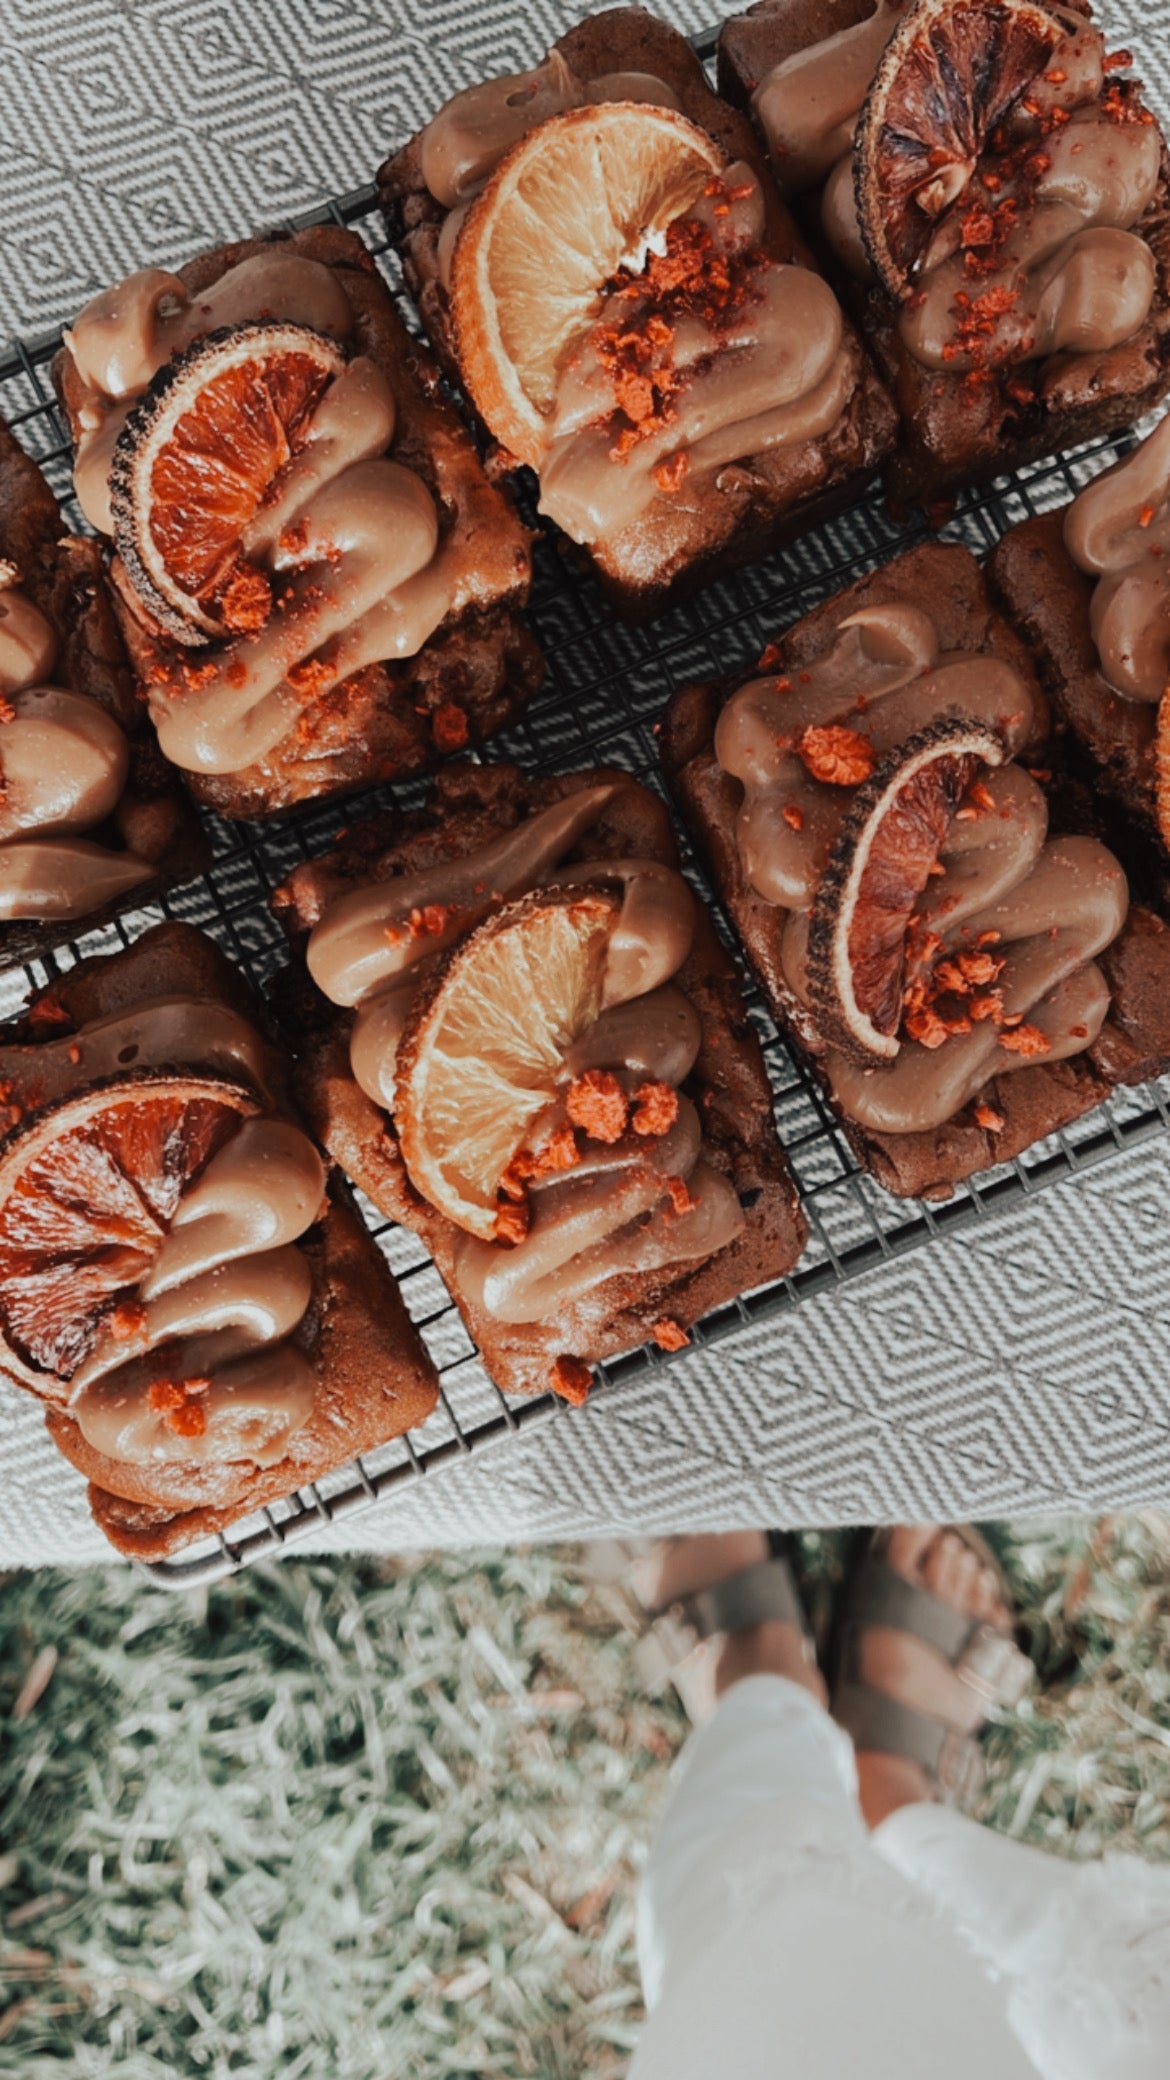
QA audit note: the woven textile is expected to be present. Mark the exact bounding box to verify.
[1,0,1169,1565]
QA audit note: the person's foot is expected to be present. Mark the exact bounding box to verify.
[848,1525,1014,1829]
[634,1532,827,1712]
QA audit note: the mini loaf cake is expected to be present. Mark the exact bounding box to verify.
[378,6,895,619]
[0,419,205,961]
[718,0,1170,507]
[0,920,437,1559]
[662,541,1170,1198]
[53,225,542,820]
[988,413,1170,883]
[270,761,808,1400]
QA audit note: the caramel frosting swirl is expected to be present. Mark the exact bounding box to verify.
[754,9,1158,373]
[66,254,454,777]
[1063,414,1170,702]
[307,788,743,1324]
[715,603,1127,1135]
[65,1099,325,1469]
[0,562,151,919]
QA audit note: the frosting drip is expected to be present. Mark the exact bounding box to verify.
[66,255,454,776]
[423,55,852,542]
[0,562,151,919]
[754,9,1158,372]
[419,52,683,209]
[1063,413,1170,702]
[306,789,743,1323]
[715,602,1127,1134]
[59,1075,326,1467]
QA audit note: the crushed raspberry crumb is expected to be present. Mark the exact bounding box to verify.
[566,1069,629,1144]
[783,802,804,832]
[632,1081,679,1137]
[653,451,690,494]
[549,1354,593,1405]
[148,1374,212,1436]
[1139,505,1156,528]
[108,1298,147,1342]
[0,696,14,725]
[500,1124,580,1200]
[409,903,449,939]
[998,1022,1051,1057]
[664,1174,695,1215]
[973,1100,1005,1132]
[652,1317,690,1351]
[219,563,272,633]
[797,724,874,786]
[494,1196,530,1246]
[27,994,71,1031]
[433,701,469,751]
[757,642,783,670]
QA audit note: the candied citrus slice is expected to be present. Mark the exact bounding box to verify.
[396,888,620,1238]
[854,0,1062,301]
[110,321,346,645]
[0,1074,256,1390]
[806,717,1006,1061]
[449,104,724,468]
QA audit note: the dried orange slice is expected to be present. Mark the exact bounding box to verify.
[0,1073,255,1392]
[110,321,345,645]
[395,888,620,1238]
[806,717,1005,1060]
[449,104,724,469]
[854,0,1062,301]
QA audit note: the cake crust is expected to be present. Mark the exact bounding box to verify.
[270,761,808,1397]
[718,0,1170,508]
[661,541,1170,1199]
[0,420,207,961]
[378,5,896,620]
[0,920,438,1560]
[54,225,542,820]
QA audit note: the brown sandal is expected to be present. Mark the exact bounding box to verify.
[831,1528,1034,1805]
[587,1533,814,1722]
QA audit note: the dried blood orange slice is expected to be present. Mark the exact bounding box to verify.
[0,1073,256,1393]
[395,888,620,1238]
[449,104,723,469]
[110,321,345,646]
[806,717,1006,1060]
[854,0,1062,301]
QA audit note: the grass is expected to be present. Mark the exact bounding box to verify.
[2,1517,1170,2077]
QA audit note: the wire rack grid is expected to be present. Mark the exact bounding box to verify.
[1,58,1168,1584]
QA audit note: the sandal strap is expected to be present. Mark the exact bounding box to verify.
[844,1561,978,1663]
[833,1681,985,1806]
[678,1554,809,1641]
[841,1561,1034,1708]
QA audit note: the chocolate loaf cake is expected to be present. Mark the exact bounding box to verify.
[53,225,542,820]
[0,920,437,1560]
[661,541,1170,1199]
[270,761,808,1399]
[378,6,895,619]
[0,419,206,962]
[987,414,1170,888]
[718,0,1170,509]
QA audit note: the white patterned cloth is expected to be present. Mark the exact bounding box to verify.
[1,1,1169,1566]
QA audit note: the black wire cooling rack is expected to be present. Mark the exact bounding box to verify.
[2,89,1169,1583]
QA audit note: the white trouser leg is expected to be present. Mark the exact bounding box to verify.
[875,1802,1170,2080]
[630,1675,1040,2080]
[637,1672,863,2009]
